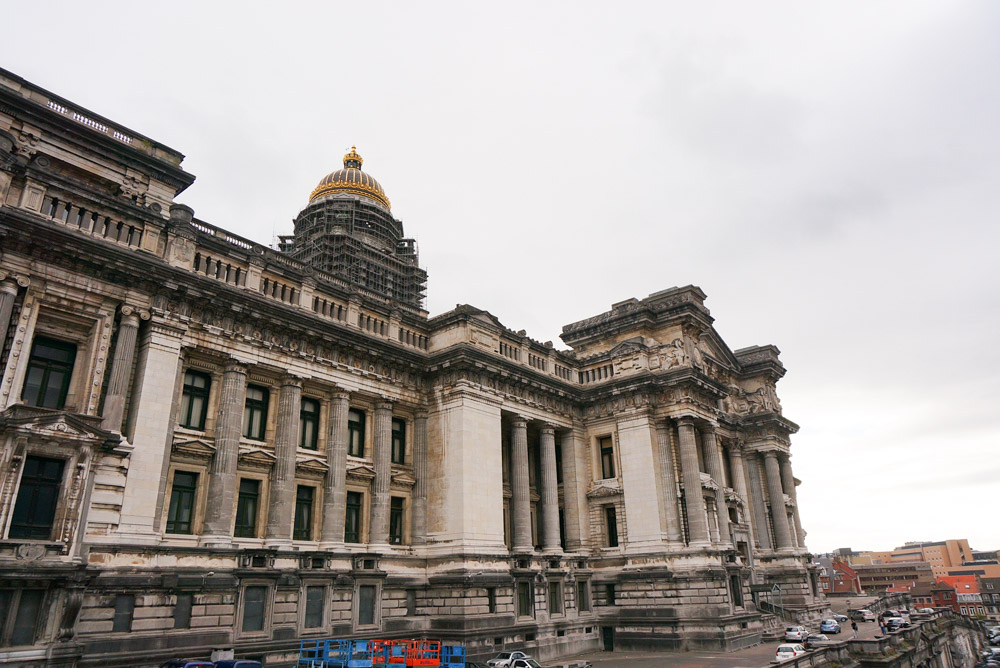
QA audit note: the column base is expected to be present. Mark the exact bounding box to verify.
[318,541,345,552]
[264,538,293,550]
[541,547,563,556]
[198,534,233,549]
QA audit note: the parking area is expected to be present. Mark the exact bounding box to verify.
[559,609,888,668]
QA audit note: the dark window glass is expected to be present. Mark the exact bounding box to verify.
[242,586,266,632]
[174,593,193,629]
[234,478,260,538]
[358,585,376,626]
[112,594,134,632]
[517,581,533,617]
[21,337,76,409]
[166,471,198,534]
[605,506,619,547]
[389,496,404,545]
[577,581,590,612]
[300,398,319,450]
[345,491,362,543]
[406,590,416,615]
[304,586,324,628]
[600,437,615,479]
[555,441,563,483]
[348,409,365,457]
[391,417,406,464]
[243,385,269,440]
[605,583,616,605]
[179,370,211,430]
[7,589,44,646]
[559,509,566,552]
[487,587,497,614]
[294,486,314,541]
[549,582,562,615]
[9,456,64,539]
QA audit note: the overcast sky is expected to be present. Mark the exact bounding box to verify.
[4,1,998,555]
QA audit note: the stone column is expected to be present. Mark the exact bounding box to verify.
[411,414,428,545]
[702,426,732,546]
[539,425,561,554]
[763,451,793,551]
[780,455,806,548]
[744,452,773,551]
[677,418,710,546]
[558,430,582,551]
[265,376,302,545]
[369,400,393,546]
[727,445,754,538]
[654,421,683,545]
[510,416,533,553]
[321,389,350,547]
[0,278,18,352]
[201,360,248,546]
[100,309,142,431]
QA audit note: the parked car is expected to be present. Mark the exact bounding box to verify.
[804,633,830,649]
[784,626,808,641]
[885,617,909,631]
[820,619,842,634]
[831,613,849,622]
[918,607,936,614]
[852,609,876,622]
[510,661,544,668]
[488,652,531,668]
[214,662,262,668]
[773,644,807,662]
[160,662,213,668]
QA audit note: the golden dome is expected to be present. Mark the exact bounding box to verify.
[309,146,391,210]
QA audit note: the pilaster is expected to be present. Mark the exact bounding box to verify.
[199,359,247,546]
[265,376,302,547]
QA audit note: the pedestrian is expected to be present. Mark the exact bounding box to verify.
[851,620,859,638]
[878,617,887,636]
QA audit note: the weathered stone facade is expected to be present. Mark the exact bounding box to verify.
[0,67,825,667]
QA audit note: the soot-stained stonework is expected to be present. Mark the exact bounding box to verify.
[0,67,827,667]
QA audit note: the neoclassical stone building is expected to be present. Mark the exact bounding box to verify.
[0,68,825,667]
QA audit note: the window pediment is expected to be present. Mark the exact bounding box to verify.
[238,446,276,470]
[171,437,216,461]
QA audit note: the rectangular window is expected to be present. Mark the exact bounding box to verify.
[9,455,64,539]
[304,586,325,628]
[577,581,590,612]
[406,589,417,616]
[0,589,45,647]
[345,491,362,543]
[300,398,320,450]
[487,587,497,614]
[234,478,260,538]
[599,436,615,479]
[517,581,533,617]
[294,486,315,541]
[21,336,76,409]
[243,385,269,440]
[174,593,193,629]
[555,441,563,483]
[242,586,267,632]
[605,506,619,547]
[348,409,365,457]
[112,594,135,632]
[358,585,377,626]
[391,417,406,464]
[605,583,616,606]
[549,582,563,615]
[179,370,211,430]
[389,496,404,545]
[166,471,198,534]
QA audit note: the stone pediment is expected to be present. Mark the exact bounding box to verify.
[390,470,416,488]
[172,437,216,461]
[700,472,719,491]
[295,456,329,478]
[1,405,116,444]
[347,462,376,481]
[586,480,623,498]
[608,337,649,357]
[238,446,276,470]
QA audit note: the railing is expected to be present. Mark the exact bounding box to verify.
[399,326,428,350]
[579,363,613,384]
[193,252,246,287]
[47,100,133,145]
[41,195,143,249]
[260,275,297,304]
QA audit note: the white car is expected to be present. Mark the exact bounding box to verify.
[784,626,807,641]
[773,644,807,662]
[917,608,935,614]
[510,661,543,668]
[488,652,531,668]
